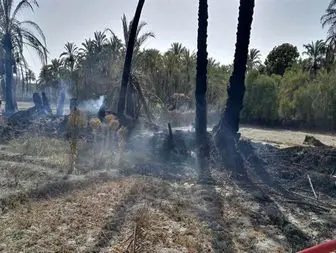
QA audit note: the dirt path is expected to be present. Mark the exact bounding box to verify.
[240,126,336,147]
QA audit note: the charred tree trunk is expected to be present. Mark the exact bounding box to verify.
[42,92,52,115]
[3,33,16,113]
[117,0,145,115]
[195,0,209,161]
[214,0,255,172]
[125,81,135,118]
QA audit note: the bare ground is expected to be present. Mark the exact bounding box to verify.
[0,128,335,253]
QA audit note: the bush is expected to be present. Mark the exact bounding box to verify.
[242,73,279,124]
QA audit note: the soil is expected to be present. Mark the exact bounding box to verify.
[0,123,335,252]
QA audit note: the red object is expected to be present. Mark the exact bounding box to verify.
[298,240,336,253]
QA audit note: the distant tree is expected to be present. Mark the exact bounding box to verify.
[168,43,187,56]
[60,42,78,72]
[265,43,299,75]
[93,31,108,53]
[60,42,79,95]
[117,0,146,115]
[247,48,261,70]
[195,0,209,163]
[0,0,47,113]
[303,40,326,75]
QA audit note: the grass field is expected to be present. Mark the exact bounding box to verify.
[0,102,335,252]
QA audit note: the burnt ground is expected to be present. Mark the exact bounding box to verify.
[0,127,335,252]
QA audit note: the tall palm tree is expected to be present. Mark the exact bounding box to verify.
[117,0,146,115]
[303,40,326,75]
[121,14,154,50]
[247,48,261,70]
[321,0,336,44]
[0,0,47,113]
[195,0,209,162]
[214,0,255,169]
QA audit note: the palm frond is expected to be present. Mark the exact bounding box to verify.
[19,20,46,45]
[12,0,38,20]
[321,8,336,27]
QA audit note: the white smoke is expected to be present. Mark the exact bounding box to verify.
[79,95,105,114]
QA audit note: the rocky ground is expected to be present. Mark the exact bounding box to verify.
[0,119,335,252]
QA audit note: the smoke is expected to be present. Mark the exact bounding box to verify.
[79,95,105,114]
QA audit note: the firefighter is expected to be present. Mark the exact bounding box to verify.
[66,98,84,174]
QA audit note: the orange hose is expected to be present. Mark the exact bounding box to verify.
[298,240,336,253]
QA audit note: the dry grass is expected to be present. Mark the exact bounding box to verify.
[0,178,137,252]
[8,135,69,168]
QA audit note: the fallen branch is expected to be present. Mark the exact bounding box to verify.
[307,174,318,200]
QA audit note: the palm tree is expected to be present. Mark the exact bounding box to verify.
[214,0,255,170]
[121,14,154,50]
[117,0,146,115]
[247,48,261,70]
[303,40,326,75]
[168,43,186,56]
[60,42,78,95]
[321,0,336,44]
[60,42,78,72]
[195,0,209,162]
[0,0,47,113]
[25,69,35,94]
[80,39,95,57]
[93,31,108,53]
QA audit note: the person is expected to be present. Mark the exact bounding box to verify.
[66,98,84,174]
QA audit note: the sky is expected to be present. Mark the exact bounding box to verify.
[21,0,331,75]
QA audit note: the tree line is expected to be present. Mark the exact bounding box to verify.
[1,0,336,133]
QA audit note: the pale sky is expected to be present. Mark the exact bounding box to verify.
[21,0,330,75]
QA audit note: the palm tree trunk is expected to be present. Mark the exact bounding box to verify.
[195,0,209,159]
[4,34,15,113]
[213,0,255,172]
[117,0,145,115]
[125,81,135,118]
[216,0,255,136]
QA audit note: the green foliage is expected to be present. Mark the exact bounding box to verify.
[265,43,300,75]
[242,72,279,123]
[278,68,310,120]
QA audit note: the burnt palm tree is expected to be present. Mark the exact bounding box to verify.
[121,14,154,50]
[0,0,47,113]
[117,0,146,115]
[195,0,209,161]
[214,0,255,170]
[303,40,326,75]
